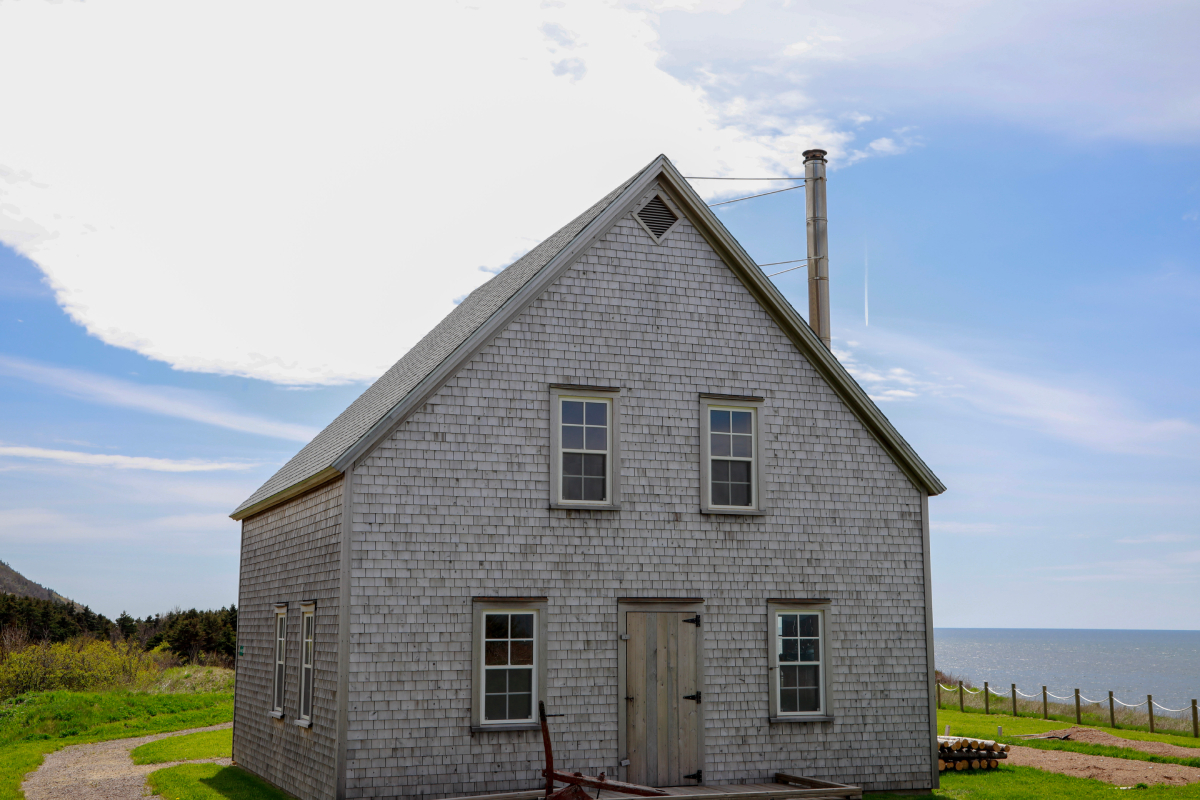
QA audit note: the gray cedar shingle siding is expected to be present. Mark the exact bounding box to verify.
[342,195,933,798]
[235,477,343,800]
[233,171,643,517]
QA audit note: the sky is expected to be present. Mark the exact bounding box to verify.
[0,0,1197,627]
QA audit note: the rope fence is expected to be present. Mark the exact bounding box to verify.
[936,679,1200,738]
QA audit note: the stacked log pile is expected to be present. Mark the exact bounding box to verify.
[937,737,1009,772]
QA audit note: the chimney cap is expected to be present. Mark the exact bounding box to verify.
[803,149,828,162]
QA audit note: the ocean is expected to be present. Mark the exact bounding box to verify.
[934,628,1200,714]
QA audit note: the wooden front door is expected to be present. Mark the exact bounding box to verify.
[625,612,702,787]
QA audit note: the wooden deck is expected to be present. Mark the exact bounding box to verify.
[437,774,862,800]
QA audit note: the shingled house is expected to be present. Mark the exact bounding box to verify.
[230,153,946,800]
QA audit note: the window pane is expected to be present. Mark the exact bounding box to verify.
[508,692,532,720]
[730,461,751,482]
[798,640,819,662]
[563,452,583,476]
[798,614,819,637]
[780,615,798,638]
[275,663,284,708]
[713,409,733,433]
[510,640,533,665]
[583,454,605,476]
[562,476,583,500]
[780,665,799,688]
[584,477,605,501]
[485,615,508,639]
[562,425,584,450]
[796,688,820,712]
[732,434,753,458]
[781,638,798,663]
[796,664,820,688]
[302,670,312,716]
[585,402,607,426]
[510,614,534,638]
[780,688,799,713]
[562,401,584,425]
[305,615,314,639]
[584,426,607,451]
[508,668,533,693]
[485,640,508,665]
[485,670,508,693]
[711,433,730,457]
[730,482,750,506]
[711,481,729,506]
[484,693,508,721]
[711,460,729,481]
[731,410,753,434]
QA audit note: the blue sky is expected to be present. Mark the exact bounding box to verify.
[0,0,1196,627]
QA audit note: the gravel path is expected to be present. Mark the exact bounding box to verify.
[1008,743,1200,787]
[22,722,233,800]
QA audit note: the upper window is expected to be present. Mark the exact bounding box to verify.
[550,386,621,509]
[298,604,315,724]
[272,606,287,716]
[699,395,764,513]
[767,603,830,721]
[483,611,536,723]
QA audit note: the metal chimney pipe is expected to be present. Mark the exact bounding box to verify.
[804,149,830,348]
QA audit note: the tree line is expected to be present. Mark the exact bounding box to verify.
[0,594,237,665]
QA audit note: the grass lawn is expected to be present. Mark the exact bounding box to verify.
[146,763,291,800]
[938,708,1200,748]
[131,728,232,765]
[0,688,233,800]
[870,764,1200,798]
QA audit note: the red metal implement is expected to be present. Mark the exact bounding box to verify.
[539,702,668,799]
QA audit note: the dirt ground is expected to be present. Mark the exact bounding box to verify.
[1007,728,1200,788]
[22,722,233,800]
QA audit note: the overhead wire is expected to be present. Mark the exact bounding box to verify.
[684,176,805,181]
[707,184,805,207]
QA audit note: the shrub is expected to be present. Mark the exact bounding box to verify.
[0,638,159,699]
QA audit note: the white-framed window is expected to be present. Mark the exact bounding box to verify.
[471,598,548,731]
[272,604,287,717]
[699,395,764,514]
[550,385,620,509]
[298,602,315,725]
[767,602,831,721]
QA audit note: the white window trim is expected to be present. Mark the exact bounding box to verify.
[296,601,315,727]
[699,395,766,514]
[270,603,287,719]
[470,597,549,732]
[550,385,621,510]
[767,600,833,723]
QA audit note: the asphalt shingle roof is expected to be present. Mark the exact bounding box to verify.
[233,167,645,517]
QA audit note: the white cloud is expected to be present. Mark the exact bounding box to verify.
[0,355,317,441]
[1115,533,1194,545]
[837,331,1200,457]
[0,446,253,473]
[0,1,856,386]
[0,508,238,544]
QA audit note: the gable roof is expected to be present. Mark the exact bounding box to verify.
[232,155,944,520]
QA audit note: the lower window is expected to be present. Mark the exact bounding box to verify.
[299,604,315,722]
[769,605,828,719]
[482,611,536,722]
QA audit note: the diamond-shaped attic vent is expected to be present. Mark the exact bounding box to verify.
[637,196,678,238]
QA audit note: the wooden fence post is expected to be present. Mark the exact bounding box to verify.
[1075,689,1081,725]
[1192,700,1198,738]
[959,681,964,713]
[985,681,990,715]
[1043,686,1048,720]
[937,682,941,709]
[1012,684,1017,717]
[1109,691,1115,729]
[1148,695,1154,733]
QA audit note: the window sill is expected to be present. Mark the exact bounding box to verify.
[268,711,284,720]
[769,715,834,724]
[294,718,312,728]
[471,723,541,733]
[701,507,767,516]
[550,502,621,511]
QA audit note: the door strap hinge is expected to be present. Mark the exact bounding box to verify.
[684,770,702,782]
[683,692,702,703]
[683,615,701,627]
